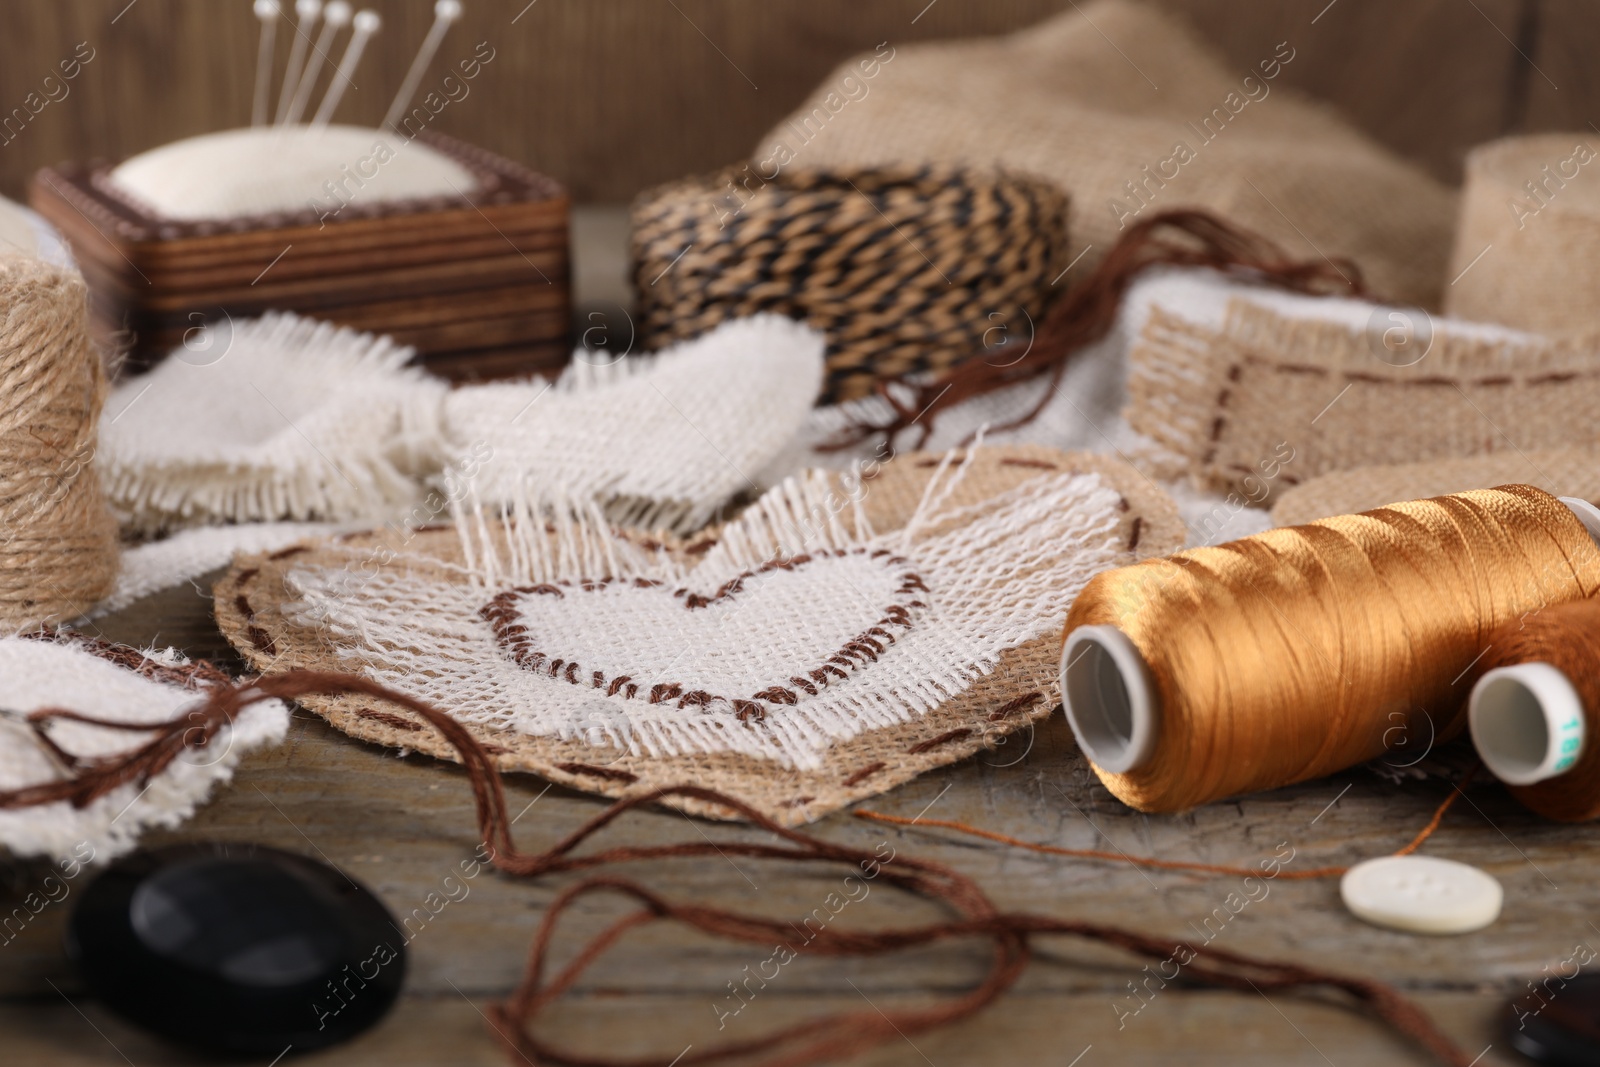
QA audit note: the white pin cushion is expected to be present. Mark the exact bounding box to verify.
[1338,855,1503,934]
[106,126,477,222]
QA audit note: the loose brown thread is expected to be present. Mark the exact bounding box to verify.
[855,765,1476,882]
[0,670,1474,1067]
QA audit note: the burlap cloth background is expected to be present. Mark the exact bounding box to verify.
[216,446,1182,825]
[1124,297,1600,502]
[1271,449,1600,527]
[756,0,1454,307]
[1445,133,1600,333]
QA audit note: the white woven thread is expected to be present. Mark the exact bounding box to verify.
[100,311,445,533]
[85,521,346,620]
[441,315,825,534]
[0,638,287,862]
[102,313,825,538]
[284,453,1122,770]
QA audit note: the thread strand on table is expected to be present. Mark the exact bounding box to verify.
[0,668,1474,1067]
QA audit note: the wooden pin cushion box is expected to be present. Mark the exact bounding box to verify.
[29,131,570,380]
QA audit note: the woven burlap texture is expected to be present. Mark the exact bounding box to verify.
[1271,450,1600,527]
[754,0,1454,308]
[442,315,824,532]
[100,311,445,534]
[0,254,120,628]
[1123,292,1600,502]
[217,445,1182,825]
[101,313,824,536]
[1445,134,1600,334]
[0,632,288,862]
[631,167,1068,402]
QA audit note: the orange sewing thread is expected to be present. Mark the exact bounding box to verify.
[1470,595,1600,821]
[1060,485,1600,813]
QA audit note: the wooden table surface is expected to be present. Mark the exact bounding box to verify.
[2,568,1588,1067]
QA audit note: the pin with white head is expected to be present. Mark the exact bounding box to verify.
[274,0,324,124]
[311,9,380,127]
[283,0,351,125]
[251,0,281,127]
[382,0,463,133]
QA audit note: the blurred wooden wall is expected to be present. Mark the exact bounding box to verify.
[0,0,1589,203]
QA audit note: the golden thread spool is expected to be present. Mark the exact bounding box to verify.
[1060,486,1600,813]
[1469,593,1600,821]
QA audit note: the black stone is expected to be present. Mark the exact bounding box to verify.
[68,842,405,1057]
[1505,973,1600,1066]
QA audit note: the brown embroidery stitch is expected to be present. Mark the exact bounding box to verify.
[555,762,638,783]
[479,548,929,720]
[987,692,1045,721]
[246,626,278,656]
[906,728,973,754]
[356,706,424,732]
[842,762,886,787]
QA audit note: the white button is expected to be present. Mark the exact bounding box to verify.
[1339,855,1503,935]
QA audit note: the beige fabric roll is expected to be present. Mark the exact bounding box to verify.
[1271,450,1600,527]
[1445,133,1600,333]
[752,0,1456,308]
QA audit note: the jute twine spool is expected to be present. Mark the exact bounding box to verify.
[1059,485,1600,813]
[1445,133,1600,333]
[0,255,119,627]
[631,165,1069,404]
[1470,596,1600,822]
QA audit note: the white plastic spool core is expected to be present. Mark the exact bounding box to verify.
[1060,625,1158,773]
[1470,663,1586,785]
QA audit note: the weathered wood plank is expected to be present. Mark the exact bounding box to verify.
[0,989,1526,1066]
[2,573,1589,1065]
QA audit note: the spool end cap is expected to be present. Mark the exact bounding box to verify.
[1060,625,1158,774]
[1470,661,1585,786]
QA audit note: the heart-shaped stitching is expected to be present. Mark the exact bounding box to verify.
[478,549,929,722]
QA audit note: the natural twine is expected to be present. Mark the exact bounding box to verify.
[0,255,118,627]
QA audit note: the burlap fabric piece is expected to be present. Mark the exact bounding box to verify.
[1,631,288,862]
[216,445,1181,825]
[1124,295,1600,502]
[1271,449,1600,527]
[632,166,1068,403]
[1445,134,1600,334]
[754,0,1454,308]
